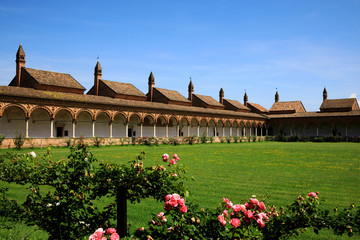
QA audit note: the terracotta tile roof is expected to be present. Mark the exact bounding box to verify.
[247,103,268,113]
[154,88,190,103]
[268,110,360,119]
[269,101,305,113]
[223,99,250,111]
[0,86,266,119]
[24,68,85,90]
[101,79,146,97]
[193,94,224,107]
[320,98,359,111]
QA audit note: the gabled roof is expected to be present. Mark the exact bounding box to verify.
[247,103,268,113]
[24,68,85,90]
[269,101,306,113]
[193,94,224,107]
[101,79,146,97]
[223,99,250,111]
[320,98,359,112]
[154,87,190,103]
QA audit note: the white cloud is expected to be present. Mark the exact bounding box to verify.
[349,93,356,98]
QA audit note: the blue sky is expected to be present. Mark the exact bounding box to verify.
[1,0,359,111]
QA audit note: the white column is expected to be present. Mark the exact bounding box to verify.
[125,123,129,137]
[92,121,95,137]
[197,125,200,137]
[109,121,113,138]
[187,125,190,137]
[316,127,319,136]
[153,124,156,137]
[243,127,245,136]
[236,127,239,137]
[72,120,76,138]
[222,127,225,137]
[206,126,209,137]
[255,127,257,137]
[50,119,54,138]
[166,124,169,137]
[345,126,348,137]
[266,128,268,136]
[140,123,143,137]
[176,124,179,137]
[230,127,232,136]
[25,118,29,138]
[261,127,263,137]
[214,126,217,136]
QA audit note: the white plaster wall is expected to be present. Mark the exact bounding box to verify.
[143,126,154,137]
[113,123,126,137]
[190,125,197,136]
[76,113,92,137]
[0,108,26,138]
[156,126,166,137]
[55,110,73,137]
[95,114,110,137]
[168,126,177,137]
[29,110,50,138]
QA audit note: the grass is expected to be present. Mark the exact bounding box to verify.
[1,142,360,239]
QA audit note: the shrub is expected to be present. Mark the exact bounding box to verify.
[0,134,5,146]
[233,136,240,143]
[226,137,232,143]
[13,130,25,149]
[209,136,214,143]
[93,136,103,147]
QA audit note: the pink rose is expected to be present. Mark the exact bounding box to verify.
[179,204,188,213]
[171,173,178,177]
[259,202,266,210]
[173,154,180,161]
[164,202,173,211]
[170,158,177,165]
[230,218,241,228]
[157,212,165,217]
[244,210,254,220]
[110,233,120,240]
[222,197,230,203]
[257,218,265,229]
[257,212,269,221]
[244,202,252,209]
[165,194,172,201]
[308,192,318,198]
[178,198,185,206]
[250,198,259,206]
[218,215,227,226]
[162,153,169,162]
[106,228,117,234]
[169,198,178,207]
[222,209,228,217]
[172,194,181,200]
[232,204,246,213]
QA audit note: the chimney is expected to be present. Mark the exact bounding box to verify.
[188,78,194,102]
[275,90,279,102]
[94,60,102,96]
[219,88,224,104]
[323,87,327,101]
[243,92,248,106]
[16,44,26,87]
[148,72,155,101]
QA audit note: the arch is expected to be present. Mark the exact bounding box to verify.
[95,112,110,137]
[76,111,93,137]
[190,118,199,136]
[179,117,190,137]
[112,112,127,137]
[95,111,111,121]
[75,109,94,121]
[0,105,26,138]
[156,115,167,137]
[54,109,73,137]
[54,108,75,120]
[30,106,52,119]
[168,116,178,137]
[29,108,51,138]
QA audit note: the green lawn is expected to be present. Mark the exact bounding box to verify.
[1,142,359,239]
